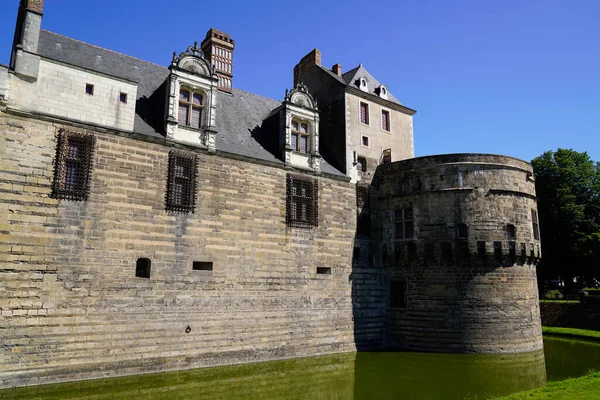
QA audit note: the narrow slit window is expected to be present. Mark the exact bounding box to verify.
[494,241,503,262]
[136,258,151,278]
[477,241,486,258]
[532,210,540,240]
[192,261,213,271]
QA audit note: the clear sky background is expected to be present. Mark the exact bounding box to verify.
[1,0,598,163]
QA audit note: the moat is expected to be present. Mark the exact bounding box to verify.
[3,335,600,400]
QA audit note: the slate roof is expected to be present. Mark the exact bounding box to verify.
[36,30,344,177]
[341,64,403,105]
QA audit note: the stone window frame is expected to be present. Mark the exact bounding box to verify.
[286,174,319,228]
[357,156,367,173]
[361,135,370,148]
[531,209,540,240]
[381,108,391,132]
[394,205,414,240]
[178,87,205,129]
[165,150,198,214]
[359,101,370,125]
[290,118,310,154]
[51,129,95,201]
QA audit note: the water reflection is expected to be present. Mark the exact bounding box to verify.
[544,335,600,381]
[2,349,549,400]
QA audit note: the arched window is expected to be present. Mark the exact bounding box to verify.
[291,119,309,153]
[178,88,204,129]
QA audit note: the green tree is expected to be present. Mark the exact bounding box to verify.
[532,149,600,286]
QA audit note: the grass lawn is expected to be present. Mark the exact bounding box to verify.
[494,372,600,400]
[542,326,600,341]
[539,299,580,304]
[494,327,600,399]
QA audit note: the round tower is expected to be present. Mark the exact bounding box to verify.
[374,154,543,353]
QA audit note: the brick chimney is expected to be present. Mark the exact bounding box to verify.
[10,0,44,79]
[201,28,235,92]
[332,63,342,76]
[293,49,321,86]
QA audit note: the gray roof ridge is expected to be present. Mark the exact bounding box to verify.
[40,30,168,70]
[316,65,346,84]
[233,87,281,104]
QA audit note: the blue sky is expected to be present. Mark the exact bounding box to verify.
[1,0,599,163]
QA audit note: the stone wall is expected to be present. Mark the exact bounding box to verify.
[374,154,543,353]
[0,109,363,388]
[8,59,137,131]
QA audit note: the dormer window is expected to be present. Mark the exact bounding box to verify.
[359,78,368,92]
[378,85,389,99]
[291,120,309,153]
[178,88,204,129]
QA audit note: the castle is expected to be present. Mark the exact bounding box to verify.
[0,0,543,388]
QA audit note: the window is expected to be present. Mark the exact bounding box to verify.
[85,84,94,95]
[136,258,151,278]
[360,102,369,125]
[51,130,95,201]
[532,210,540,240]
[361,136,369,147]
[193,261,213,271]
[395,206,414,239]
[505,224,517,240]
[178,88,204,129]
[382,149,392,164]
[286,174,318,228]
[357,156,367,173]
[457,224,468,239]
[291,120,309,153]
[477,241,486,259]
[389,280,407,308]
[317,267,331,275]
[165,150,197,213]
[381,110,390,132]
[119,92,127,103]
[494,241,502,262]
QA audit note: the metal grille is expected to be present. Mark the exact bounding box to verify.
[166,150,198,213]
[51,130,95,201]
[286,174,318,228]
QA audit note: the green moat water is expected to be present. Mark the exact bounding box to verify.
[3,336,600,400]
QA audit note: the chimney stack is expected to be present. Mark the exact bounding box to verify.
[332,63,342,76]
[201,28,235,92]
[293,49,321,86]
[10,0,44,79]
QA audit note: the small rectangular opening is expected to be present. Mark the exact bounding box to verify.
[119,92,127,103]
[390,280,407,308]
[192,261,213,271]
[317,267,331,275]
[85,83,94,95]
[477,241,486,258]
[136,258,151,278]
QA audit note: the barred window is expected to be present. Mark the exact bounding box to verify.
[395,206,414,239]
[286,174,318,228]
[165,151,197,213]
[51,130,95,201]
